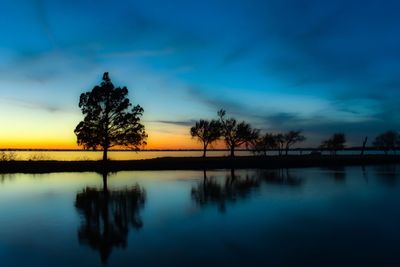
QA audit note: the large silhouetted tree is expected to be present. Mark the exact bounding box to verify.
[218,109,259,157]
[373,130,399,154]
[190,119,221,157]
[74,72,147,161]
[320,133,346,155]
[283,130,306,156]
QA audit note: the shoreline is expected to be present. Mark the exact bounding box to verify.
[0,155,399,174]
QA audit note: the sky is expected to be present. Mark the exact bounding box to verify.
[0,0,400,149]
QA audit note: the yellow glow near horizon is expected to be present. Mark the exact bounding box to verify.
[0,128,209,150]
[0,103,223,150]
[0,130,227,150]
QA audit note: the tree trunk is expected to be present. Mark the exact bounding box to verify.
[230,146,235,157]
[203,144,207,158]
[285,145,289,156]
[361,136,368,156]
[103,148,108,162]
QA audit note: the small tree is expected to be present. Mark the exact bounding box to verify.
[274,133,285,156]
[320,133,346,155]
[373,130,399,155]
[251,133,278,156]
[190,119,221,157]
[218,109,259,157]
[283,130,306,156]
[74,72,147,161]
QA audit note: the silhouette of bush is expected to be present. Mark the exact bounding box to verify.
[0,151,17,161]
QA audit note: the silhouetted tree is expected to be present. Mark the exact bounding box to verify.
[190,119,221,157]
[217,109,259,157]
[275,133,285,156]
[320,133,346,155]
[373,130,399,154]
[251,133,278,156]
[283,130,306,156]
[74,72,147,161]
[75,172,146,264]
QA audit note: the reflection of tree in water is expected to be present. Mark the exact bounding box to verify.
[374,165,399,186]
[325,166,347,182]
[257,169,303,186]
[191,169,302,212]
[75,173,146,264]
[0,173,15,183]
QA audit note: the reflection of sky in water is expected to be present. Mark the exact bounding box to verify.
[0,166,399,266]
[0,150,391,161]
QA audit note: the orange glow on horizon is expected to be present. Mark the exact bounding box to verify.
[0,131,226,150]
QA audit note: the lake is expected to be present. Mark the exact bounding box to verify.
[1,166,400,266]
[0,149,390,161]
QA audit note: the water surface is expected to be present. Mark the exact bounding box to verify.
[0,166,399,266]
[0,149,389,161]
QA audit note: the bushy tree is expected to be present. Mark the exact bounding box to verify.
[251,133,278,156]
[373,130,399,154]
[74,72,147,161]
[218,109,259,157]
[190,119,221,157]
[320,133,346,155]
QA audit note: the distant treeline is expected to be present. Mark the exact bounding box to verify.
[190,109,400,157]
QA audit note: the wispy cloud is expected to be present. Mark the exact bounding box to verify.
[0,97,66,113]
[151,120,196,127]
[102,48,175,58]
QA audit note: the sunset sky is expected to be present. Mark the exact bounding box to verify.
[1,0,400,149]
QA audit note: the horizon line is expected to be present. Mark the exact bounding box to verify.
[0,147,392,152]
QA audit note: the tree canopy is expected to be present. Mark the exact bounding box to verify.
[218,109,259,157]
[251,133,278,156]
[373,130,399,154]
[320,133,346,155]
[283,130,306,155]
[74,72,147,161]
[190,119,221,157]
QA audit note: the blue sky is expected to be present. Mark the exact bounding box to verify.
[0,0,399,148]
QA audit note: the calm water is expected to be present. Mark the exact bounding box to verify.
[1,150,252,161]
[0,150,389,161]
[1,166,400,266]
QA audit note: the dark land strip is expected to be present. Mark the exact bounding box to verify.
[0,155,399,174]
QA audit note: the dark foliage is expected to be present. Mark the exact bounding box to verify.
[190,119,221,157]
[283,130,306,156]
[373,131,400,154]
[320,133,346,155]
[217,109,259,157]
[74,72,147,161]
[251,133,278,156]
